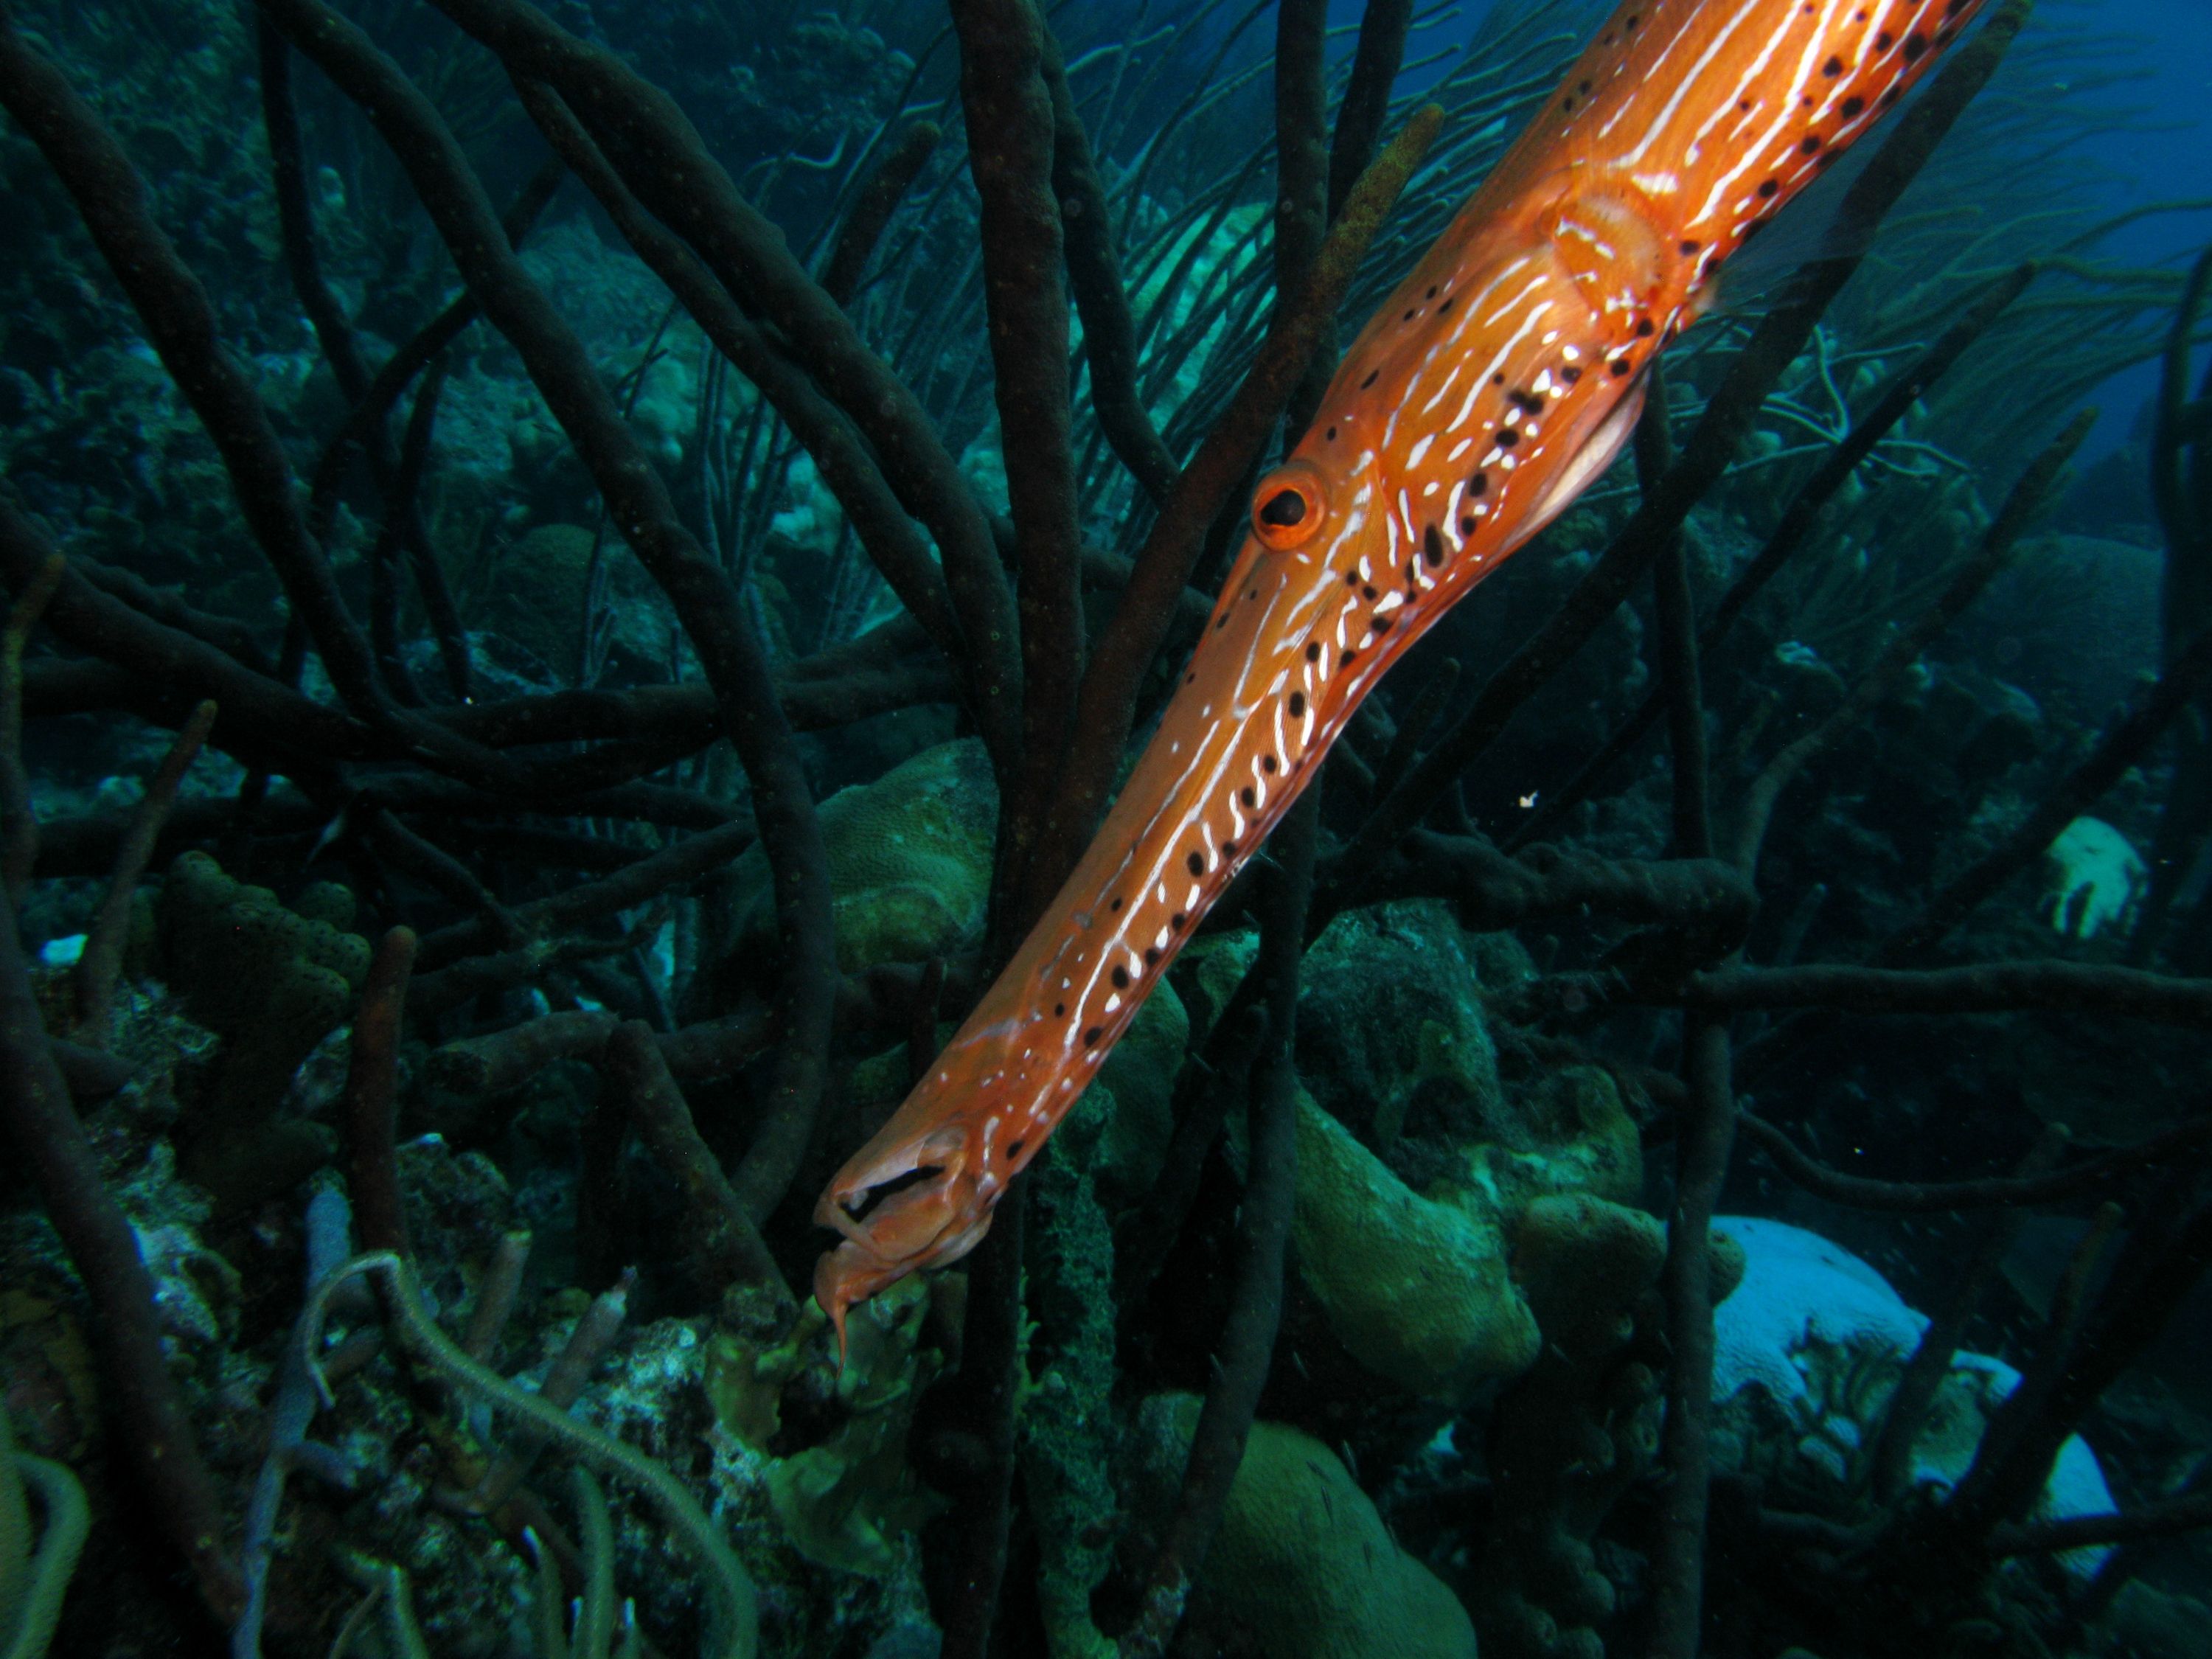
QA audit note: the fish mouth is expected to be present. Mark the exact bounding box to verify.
[815,1121,973,1259]
[813,1122,990,1358]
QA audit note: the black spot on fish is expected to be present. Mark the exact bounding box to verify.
[1680,239,1700,256]
[1361,369,1380,389]
[1307,639,1324,661]
[1362,583,1378,601]
[1085,1026,1103,1046]
[1220,839,1237,858]
[1145,946,1162,965]
[1424,524,1446,566]
[1611,357,1633,376]
[1492,372,1506,384]
[1879,85,1901,107]
[1823,54,1846,75]
[1635,317,1655,337]
[1006,1139,1024,1160]
[1326,425,1338,441]
[1172,911,1187,929]
[1186,851,1204,876]
[1876,29,1893,49]
[1403,308,1416,322]
[1579,77,1593,94]
[1290,691,1307,718]
[1509,388,1544,414]
[1842,94,1865,117]
[1340,648,1357,667]
[1054,1001,1065,1016]
[1470,472,1489,495]
[1262,754,1279,773]
[1902,31,1927,60]
[1112,965,1130,989]
[1497,428,1520,448]
[1240,786,1256,809]
[1758,178,1779,198]
[1109,895,1122,911]
[1438,296,1454,313]
[1371,612,1393,633]
[1426,285,1438,299]
[1345,570,1360,586]
[1801,133,1823,153]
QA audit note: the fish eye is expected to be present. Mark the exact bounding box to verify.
[1251,465,1327,551]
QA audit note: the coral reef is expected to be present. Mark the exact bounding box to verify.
[0,0,2207,1655]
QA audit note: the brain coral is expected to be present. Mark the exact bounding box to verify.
[725,737,997,975]
[1708,1215,2116,1574]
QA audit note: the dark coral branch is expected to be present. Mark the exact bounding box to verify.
[1739,618,2212,1085]
[602,1020,787,1301]
[1040,32,1176,504]
[0,11,382,714]
[0,550,62,902]
[305,159,566,548]
[1868,1129,2069,1503]
[1644,1011,1736,1659]
[1331,0,2031,908]
[932,1189,1025,1659]
[1637,362,1712,860]
[259,19,471,704]
[1325,0,1414,223]
[0,894,243,1621]
[1674,960,2212,1029]
[1120,787,1316,1659]
[72,697,217,1045]
[1736,1110,2212,1212]
[1370,655,1459,804]
[1509,262,2037,852]
[257,0,837,1237]
[1355,832,1756,939]
[1729,408,2093,870]
[1989,1490,2212,1556]
[1272,0,1331,434]
[346,927,420,1256]
[424,0,1023,777]
[821,119,942,307]
[1032,104,1441,892]
[503,75,968,675]
[1939,1191,2212,1548]
[414,818,751,971]
[953,0,1085,927]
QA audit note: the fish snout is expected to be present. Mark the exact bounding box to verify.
[813,1121,985,1357]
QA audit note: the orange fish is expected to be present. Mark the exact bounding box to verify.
[815,0,1989,1347]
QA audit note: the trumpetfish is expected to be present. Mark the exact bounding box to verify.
[815,0,1989,1345]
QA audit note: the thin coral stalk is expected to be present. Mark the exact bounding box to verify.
[302,1251,757,1659]
[72,698,216,1045]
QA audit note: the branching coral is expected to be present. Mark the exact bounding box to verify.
[0,1407,88,1659]
[1,0,2209,1655]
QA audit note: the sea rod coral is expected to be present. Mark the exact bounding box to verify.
[1,0,2211,1654]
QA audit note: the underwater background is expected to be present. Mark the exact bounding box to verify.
[0,0,2208,1656]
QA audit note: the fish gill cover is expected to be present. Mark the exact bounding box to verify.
[0,1,2208,1656]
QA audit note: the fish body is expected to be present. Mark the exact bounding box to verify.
[815,0,1989,1343]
